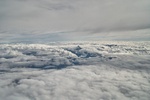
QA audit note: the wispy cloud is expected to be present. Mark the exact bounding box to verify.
[0,0,150,42]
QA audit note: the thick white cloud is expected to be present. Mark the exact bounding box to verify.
[0,0,150,42]
[0,42,150,100]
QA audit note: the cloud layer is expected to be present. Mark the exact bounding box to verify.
[0,42,150,100]
[0,0,150,41]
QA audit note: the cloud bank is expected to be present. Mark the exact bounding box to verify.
[0,0,150,42]
[0,42,150,100]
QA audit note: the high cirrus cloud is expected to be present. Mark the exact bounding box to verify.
[0,0,150,41]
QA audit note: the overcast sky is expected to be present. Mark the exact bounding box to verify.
[0,0,150,42]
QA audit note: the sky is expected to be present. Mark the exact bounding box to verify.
[0,0,150,43]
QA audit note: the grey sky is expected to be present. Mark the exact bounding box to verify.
[0,0,150,42]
